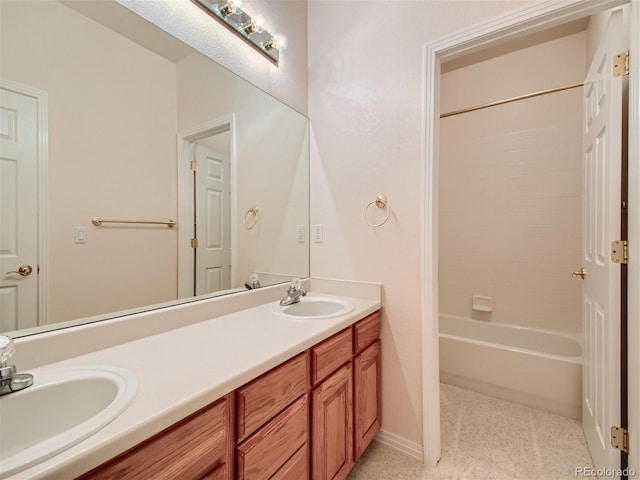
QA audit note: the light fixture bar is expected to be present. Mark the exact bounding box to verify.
[192,0,281,65]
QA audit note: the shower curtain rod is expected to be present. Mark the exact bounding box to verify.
[440,81,584,119]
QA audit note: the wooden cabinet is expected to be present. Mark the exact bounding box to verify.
[235,351,310,480]
[311,363,353,480]
[236,352,309,442]
[311,328,352,385]
[236,396,308,480]
[353,313,382,462]
[78,393,234,480]
[271,445,309,480]
[311,311,381,480]
[354,340,381,461]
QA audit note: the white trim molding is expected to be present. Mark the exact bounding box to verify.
[375,429,424,462]
[422,0,639,468]
[626,1,640,473]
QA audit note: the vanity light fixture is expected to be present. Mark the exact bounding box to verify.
[193,0,285,65]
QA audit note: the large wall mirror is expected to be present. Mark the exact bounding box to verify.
[0,0,309,337]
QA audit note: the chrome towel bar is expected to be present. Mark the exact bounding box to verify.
[91,217,176,228]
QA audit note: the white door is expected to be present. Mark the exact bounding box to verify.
[582,9,624,472]
[194,136,231,295]
[0,85,39,331]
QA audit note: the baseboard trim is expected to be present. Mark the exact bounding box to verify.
[375,429,424,462]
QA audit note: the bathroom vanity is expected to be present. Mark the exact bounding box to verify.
[3,280,381,480]
[77,312,381,480]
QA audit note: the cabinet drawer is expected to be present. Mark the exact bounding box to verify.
[272,445,309,480]
[202,464,228,480]
[311,328,352,385]
[353,312,380,354]
[236,395,308,480]
[236,352,309,441]
[79,394,231,480]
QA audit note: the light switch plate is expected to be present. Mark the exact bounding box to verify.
[75,226,87,244]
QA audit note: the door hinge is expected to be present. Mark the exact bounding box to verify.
[614,50,630,77]
[191,237,199,248]
[611,426,629,454]
[611,240,629,264]
[190,160,198,172]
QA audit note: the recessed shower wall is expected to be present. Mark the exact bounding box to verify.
[439,31,586,336]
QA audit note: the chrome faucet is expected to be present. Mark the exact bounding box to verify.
[0,335,33,396]
[279,278,307,306]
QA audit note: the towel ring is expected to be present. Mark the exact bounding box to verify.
[243,207,259,230]
[364,195,389,227]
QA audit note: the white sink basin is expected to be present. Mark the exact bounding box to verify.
[271,296,354,319]
[0,366,137,477]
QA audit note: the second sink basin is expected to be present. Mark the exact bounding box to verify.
[0,366,137,477]
[271,296,354,319]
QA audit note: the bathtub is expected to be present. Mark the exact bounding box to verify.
[439,314,582,419]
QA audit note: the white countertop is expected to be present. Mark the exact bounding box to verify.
[7,283,381,480]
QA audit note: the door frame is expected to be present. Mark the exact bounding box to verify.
[0,79,49,327]
[177,115,237,298]
[421,0,639,467]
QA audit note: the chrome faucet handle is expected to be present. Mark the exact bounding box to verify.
[0,335,16,366]
[290,277,302,291]
[0,335,33,396]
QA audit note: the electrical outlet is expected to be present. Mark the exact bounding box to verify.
[296,224,305,243]
[313,224,323,243]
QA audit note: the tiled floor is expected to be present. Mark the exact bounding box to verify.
[348,383,594,480]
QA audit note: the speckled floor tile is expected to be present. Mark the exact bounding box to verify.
[347,383,594,480]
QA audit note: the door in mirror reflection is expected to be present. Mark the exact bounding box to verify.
[0,82,41,331]
[194,130,232,295]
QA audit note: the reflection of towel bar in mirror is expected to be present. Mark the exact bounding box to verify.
[91,217,177,228]
[243,207,259,230]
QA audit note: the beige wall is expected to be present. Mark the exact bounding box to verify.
[438,33,586,335]
[1,1,179,323]
[308,0,539,450]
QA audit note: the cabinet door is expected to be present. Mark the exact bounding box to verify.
[311,363,353,480]
[354,340,381,461]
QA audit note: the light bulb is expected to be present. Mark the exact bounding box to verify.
[240,15,265,36]
[218,0,242,17]
[263,34,288,51]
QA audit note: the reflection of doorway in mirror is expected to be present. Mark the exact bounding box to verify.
[194,133,232,295]
[0,80,47,332]
[177,115,236,299]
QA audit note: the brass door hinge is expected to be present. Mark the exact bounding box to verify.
[191,238,199,248]
[611,240,629,264]
[614,50,630,77]
[190,160,198,172]
[611,426,629,454]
